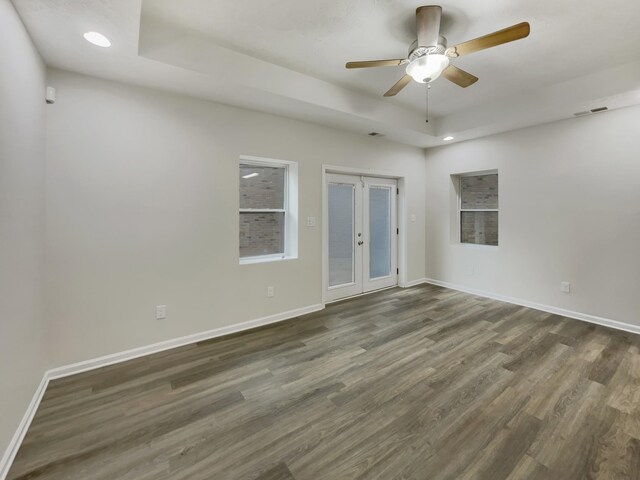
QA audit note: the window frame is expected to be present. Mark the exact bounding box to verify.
[239,155,298,264]
[457,171,499,247]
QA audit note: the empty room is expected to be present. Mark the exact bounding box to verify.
[2,0,640,478]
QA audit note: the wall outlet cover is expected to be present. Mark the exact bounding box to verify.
[560,282,571,294]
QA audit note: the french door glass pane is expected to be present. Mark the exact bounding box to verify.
[239,212,285,257]
[369,186,391,279]
[328,183,355,287]
[460,211,498,245]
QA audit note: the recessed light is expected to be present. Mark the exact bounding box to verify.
[242,173,259,179]
[443,136,454,141]
[83,31,111,48]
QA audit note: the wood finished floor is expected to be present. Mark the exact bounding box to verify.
[8,284,640,480]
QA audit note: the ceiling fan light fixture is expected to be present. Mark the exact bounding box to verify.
[405,54,449,83]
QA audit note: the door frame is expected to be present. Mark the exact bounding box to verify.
[322,165,408,305]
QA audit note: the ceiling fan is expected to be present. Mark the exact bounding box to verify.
[345,6,530,97]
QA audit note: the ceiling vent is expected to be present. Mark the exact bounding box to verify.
[367,132,385,137]
[573,106,608,117]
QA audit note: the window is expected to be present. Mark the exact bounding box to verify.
[239,156,298,263]
[459,173,498,246]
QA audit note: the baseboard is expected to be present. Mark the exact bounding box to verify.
[401,278,428,288]
[0,303,324,479]
[0,374,49,480]
[48,303,325,380]
[424,277,640,335]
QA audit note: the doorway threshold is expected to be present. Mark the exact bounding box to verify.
[325,285,399,305]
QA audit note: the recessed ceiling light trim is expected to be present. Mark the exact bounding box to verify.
[83,31,111,48]
[443,136,454,141]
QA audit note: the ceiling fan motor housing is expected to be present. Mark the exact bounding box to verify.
[408,35,447,61]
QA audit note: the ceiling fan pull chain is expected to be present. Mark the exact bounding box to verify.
[425,83,430,123]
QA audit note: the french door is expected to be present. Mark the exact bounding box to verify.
[326,174,398,302]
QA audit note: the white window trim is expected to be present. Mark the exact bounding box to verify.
[239,254,298,265]
[239,155,298,265]
[457,172,499,248]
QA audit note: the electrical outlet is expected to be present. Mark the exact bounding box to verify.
[560,282,571,294]
[267,286,274,298]
[156,305,167,320]
[307,216,316,227]
[410,214,416,222]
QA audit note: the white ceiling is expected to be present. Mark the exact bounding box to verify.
[12,0,640,147]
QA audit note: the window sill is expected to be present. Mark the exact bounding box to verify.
[239,255,298,265]
[454,243,499,251]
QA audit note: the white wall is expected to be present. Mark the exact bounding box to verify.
[425,106,640,326]
[45,69,427,367]
[0,0,47,459]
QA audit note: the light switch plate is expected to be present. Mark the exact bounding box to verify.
[307,216,316,227]
[156,305,167,320]
[560,282,571,294]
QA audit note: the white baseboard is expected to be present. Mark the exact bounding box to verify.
[401,278,428,288]
[0,302,324,479]
[47,303,324,380]
[0,374,49,480]
[424,277,640,335]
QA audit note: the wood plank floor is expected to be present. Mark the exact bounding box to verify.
[8,284,640,479]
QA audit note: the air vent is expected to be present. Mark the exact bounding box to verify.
[367,132,384,137]
[573,106,608,117]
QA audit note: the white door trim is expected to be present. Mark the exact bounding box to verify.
[322,165,406,304]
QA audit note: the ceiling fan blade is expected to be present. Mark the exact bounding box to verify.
[346,59,407,69]
[384,75,412,97]
[416,5,442,48]
[447,22,530,57]
[441,65,478,88]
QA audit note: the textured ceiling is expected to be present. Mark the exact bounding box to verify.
[12,0,640,147]
[143,0,640,115]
